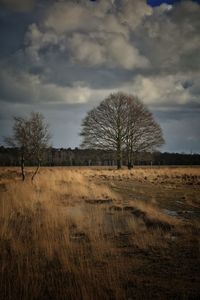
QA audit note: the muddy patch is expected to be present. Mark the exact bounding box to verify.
[124,206,146,218]
[85,199,113,205]
[122,206,173,231]
[144,218,173,231]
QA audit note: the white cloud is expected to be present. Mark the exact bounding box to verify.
[24,23,63,64]
[2,1,200,108]
[44,2,91,33]
[24,0,150,70]
[43,0,128,37]
[1,0,200,152]
[68,33,106,65]
[107,35,149,69]
[139,0,200,71]
[120,0,152,29]
[128,73,199,107]
[68,33,149,69]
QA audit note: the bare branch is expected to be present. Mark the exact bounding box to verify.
[80,92,165,169]
[4,112,51,180]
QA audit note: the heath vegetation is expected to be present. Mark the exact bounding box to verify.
[0,166,200,299]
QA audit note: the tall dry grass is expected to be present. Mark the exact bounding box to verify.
[0,169,122,300]
[0,167,198,300]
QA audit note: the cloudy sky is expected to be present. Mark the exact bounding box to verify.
[0,0,200,153]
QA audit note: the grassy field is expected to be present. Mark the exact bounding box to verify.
[0,166,200,300]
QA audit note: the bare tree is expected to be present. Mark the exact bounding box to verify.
[80,92,164,169]
[28,112,51,180]
[80,93,128,169]
[5,112,50,180]
[125,96,164,168]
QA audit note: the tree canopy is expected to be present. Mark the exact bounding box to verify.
[80,92,165,169]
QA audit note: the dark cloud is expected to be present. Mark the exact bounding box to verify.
[0,0,36,12]
[0,0,200,152]
[134,1,200,73]
[0,9,35,57]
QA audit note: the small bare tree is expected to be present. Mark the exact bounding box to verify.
[80,92,164,169]
[5,112,50,180]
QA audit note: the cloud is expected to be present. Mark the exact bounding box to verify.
[0,0,35,12]
[128,73,200,107]
[138,0,200,72]
[24,23,62,64]
[119,0,152,29]
[43,1,128,36]
[68,33,149,69]
[1,0,200,152]
[1,58,199,110]
[0,67,119,105]
[24,0,150,69]
[2,0,200,109]
[43,0,151,34]
[68,33,106,66]
[44,1,91,34]
[107,35,150,69]
[23,0,200,74]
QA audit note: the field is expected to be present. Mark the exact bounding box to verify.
[0,166,200,300]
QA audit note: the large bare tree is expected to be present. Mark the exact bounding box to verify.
[5,112,50,180]
[125,96,164,168]
[80,92,164,169]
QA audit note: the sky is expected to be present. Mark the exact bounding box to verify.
[0,0,200,153]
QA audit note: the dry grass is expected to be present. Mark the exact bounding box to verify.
[82,166,200,185]
[0,167,200,300]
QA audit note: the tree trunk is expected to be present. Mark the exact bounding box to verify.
[117,159,122,169]
[127,149,133,169]
[117,143,122,169]
[127,142,133,169]
[129,144,135,169]
[127,161,133,169]
[32,159,41,181]
[21,155,25,181]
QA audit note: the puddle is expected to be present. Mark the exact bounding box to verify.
[163,208,195,218]
[162,209,178,217]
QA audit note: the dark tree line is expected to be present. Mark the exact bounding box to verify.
[1,147,200,167]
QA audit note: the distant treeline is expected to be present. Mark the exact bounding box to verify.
[0,146,199,167]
